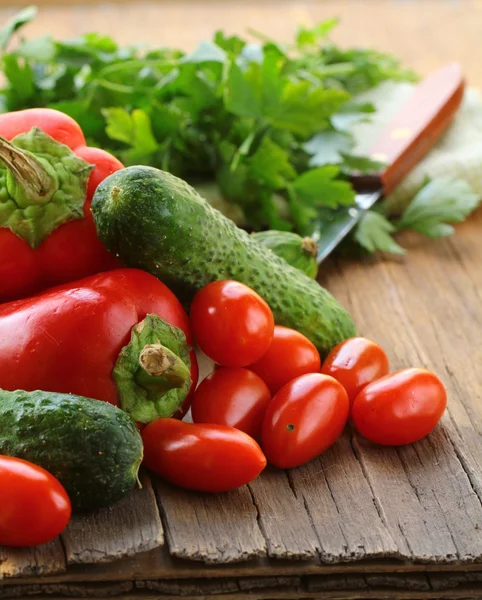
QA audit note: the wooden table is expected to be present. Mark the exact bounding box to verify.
[2,1,482,598]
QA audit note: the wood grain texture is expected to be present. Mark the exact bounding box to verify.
[154,477,267,563]
[13,583,482,600]
[246,467,321,560]
[288,432,399,563]
[60,472,163,565]
[0,541,65,580]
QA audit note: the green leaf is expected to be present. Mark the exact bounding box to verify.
[292,166,355,209]
[296,18,339,47]
[331,101,375,131]
[395,178,480,238]
[181,41,226,64]
[248,137,296,189]
[340,153,386,173]
[0,5,37,52]
[2,54,35,104]
[354,211,405,255]
[214,31,246,55]
[223,60,262,119]
[304,131,354,166]
[103,107,133,144]
[103,108,158,158]
[268,82,349,136]
[15,35,56,61]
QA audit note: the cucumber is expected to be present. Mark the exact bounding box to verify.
[0,389,143,512]
[252,230,319,279]
[92,167,356,356]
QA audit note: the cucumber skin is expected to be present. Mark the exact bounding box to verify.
[0,389,143,512]
[92,167,356,357]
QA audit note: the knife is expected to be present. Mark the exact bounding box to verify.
[313,62,465,262]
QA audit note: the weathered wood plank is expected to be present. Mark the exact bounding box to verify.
[137,577,240,595]
[288,432,399,562]
[9,547,482,588]
[398,428,482,562]
[0,540,65,580]
[0,581,133,598]
[247,467,320,560]
[61,472,163,564]
[27,584,482,600]
[352,436,458,562]
[154,479,267,563]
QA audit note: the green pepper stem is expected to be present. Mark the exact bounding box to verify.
[0,135,54,204]
[134,343,191,394]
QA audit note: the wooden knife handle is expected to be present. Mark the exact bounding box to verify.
[368,63,465,196]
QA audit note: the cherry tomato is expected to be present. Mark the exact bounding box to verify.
[0,456,71,547]
[352,368,447,446]
[249,326,321,394]
[192,368,271,439]
[142,419,267,492]
[262,373,349,469]
[190,281,274,367]
[321,337,389,405]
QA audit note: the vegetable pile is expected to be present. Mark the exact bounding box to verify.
[0,10,453,548]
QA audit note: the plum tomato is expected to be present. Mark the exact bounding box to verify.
[0,455,71,547]
[321,337,389,405]
[261,373,349,469]
[190,280,274,367]
[351,368,447,446]
[142,418,267,492]
[249,326,321,394]
[191,367,271,439]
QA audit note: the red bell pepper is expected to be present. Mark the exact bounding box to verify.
[0,108,124,302]
[0,269,199,423]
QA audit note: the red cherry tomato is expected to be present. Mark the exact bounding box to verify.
[321,337,389,405]
[352,368,447,446]
[0,456,71,547]
[190,280,274,367]
[262,373,349,469]
[142,419,267,492]
[192,368,272,439]
[249,326,321,394]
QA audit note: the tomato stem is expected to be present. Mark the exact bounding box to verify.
[0,134,55,204]
[135,343,191,394]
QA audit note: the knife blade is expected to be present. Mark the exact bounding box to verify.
[313,62,465,262]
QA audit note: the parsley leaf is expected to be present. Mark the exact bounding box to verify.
[355,211,405,255]
[304,131,354,166]
[353,178,480,256]
[0,5,37,51]
[394,178,480,238]
[103,107,157,163]
[290,166,355,231]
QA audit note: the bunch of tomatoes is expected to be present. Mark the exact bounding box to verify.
[142,280,448,493]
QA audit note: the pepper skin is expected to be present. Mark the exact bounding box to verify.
[0,269,199,423]
[0,108,124,302]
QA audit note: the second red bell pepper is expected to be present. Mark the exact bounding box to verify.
[0,268,199,423]
[0,108,124,302]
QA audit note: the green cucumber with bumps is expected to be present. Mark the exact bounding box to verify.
[0,389,143,512]
[91,166,356,357]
